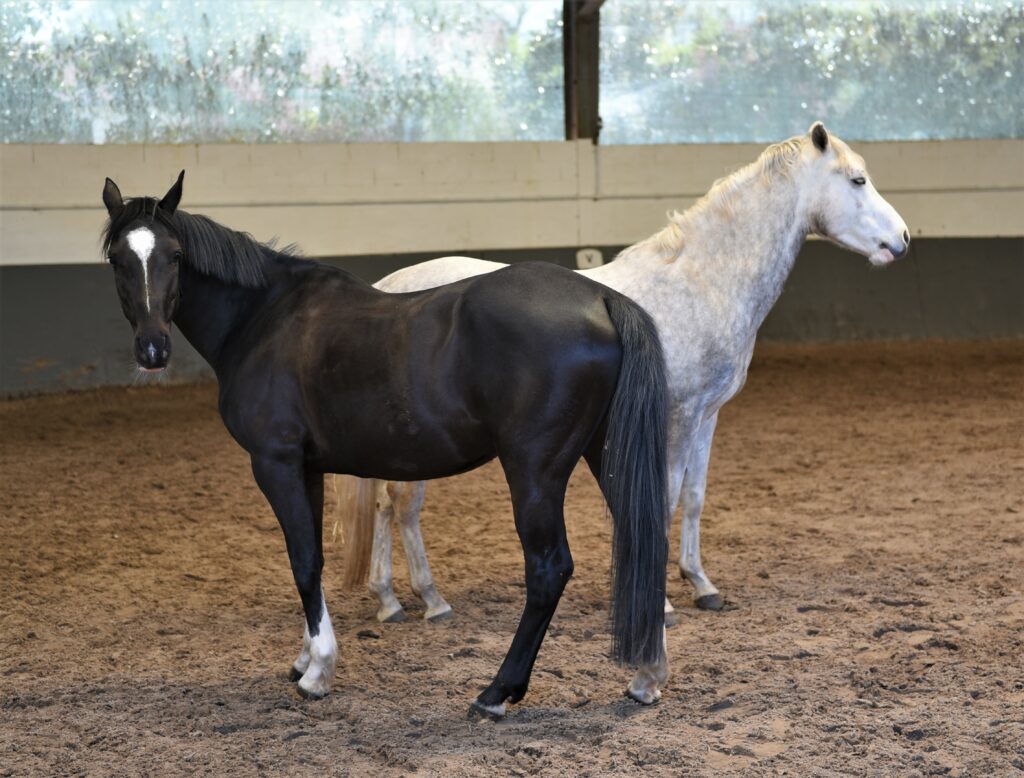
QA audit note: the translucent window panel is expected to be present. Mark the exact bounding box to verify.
[601,1,1023,143]
[1,0,563,144]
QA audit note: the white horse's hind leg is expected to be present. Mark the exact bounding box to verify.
[663,437,689,626]
[297,591,338,699]
[368,482,406,623]
[392,481,452,621]
[627,628,669,705]
[679,413,723,611]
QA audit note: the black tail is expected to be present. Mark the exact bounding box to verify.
[601,293,670,666]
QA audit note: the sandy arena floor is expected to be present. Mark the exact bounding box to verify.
[1,342,1022,777]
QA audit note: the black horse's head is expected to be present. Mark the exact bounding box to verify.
[102,171,185,372]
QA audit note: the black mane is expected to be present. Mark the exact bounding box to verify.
[102,197,301,288]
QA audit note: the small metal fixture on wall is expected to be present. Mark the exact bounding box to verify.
[576,248,605,269]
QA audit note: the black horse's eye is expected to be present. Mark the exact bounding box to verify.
[171,250,183,264]
[851,176,866,186]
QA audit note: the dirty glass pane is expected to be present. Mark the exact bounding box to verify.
[0,0,563,143]
[601,0,1023,143]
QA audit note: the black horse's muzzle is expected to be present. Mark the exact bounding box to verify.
[135,331,171,371]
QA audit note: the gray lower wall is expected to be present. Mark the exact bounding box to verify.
[1,237,1021,396]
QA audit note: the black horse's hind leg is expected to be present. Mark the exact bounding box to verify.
[251,455,336,699]
[471,468,573,720]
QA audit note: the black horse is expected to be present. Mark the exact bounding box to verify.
[100,172,670,717]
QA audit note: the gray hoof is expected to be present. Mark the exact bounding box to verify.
[381,609,408,624]
[695,593,724,611]
[665,609,683,628]
[426,608,454,623]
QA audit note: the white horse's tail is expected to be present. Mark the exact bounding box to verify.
[334,475,379,589]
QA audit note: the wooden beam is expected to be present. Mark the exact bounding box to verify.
[563,0,602,142]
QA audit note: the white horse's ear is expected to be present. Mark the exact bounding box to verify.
[810,122,829,152]
[102,177,124,218]
[158,170,185,215]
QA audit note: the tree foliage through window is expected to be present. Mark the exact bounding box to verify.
[0,0,563,143]
[601,0,1023,143]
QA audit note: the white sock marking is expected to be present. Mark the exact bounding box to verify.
[309,600,335,664]
[298,592,337,697]
[126,227,156,312]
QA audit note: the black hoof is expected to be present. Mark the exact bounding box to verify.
[467,699,506,721]
[426,608,454,623]
[382,609,407,624]
[695,593,724,611]
[288,666,303,682]
[665,609,682,628]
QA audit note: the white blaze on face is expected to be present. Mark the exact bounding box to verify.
[126,227,156,312]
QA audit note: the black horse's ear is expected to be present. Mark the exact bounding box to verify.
[810,121,829,152]
[102,177,124,218]
[158,170,185,215]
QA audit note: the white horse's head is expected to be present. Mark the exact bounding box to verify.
[798,122,910,266]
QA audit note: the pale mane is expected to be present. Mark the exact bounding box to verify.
[617,136,806,264]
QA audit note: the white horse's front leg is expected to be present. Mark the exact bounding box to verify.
[392,481,452,621]
[679,413,723,611]
[368,482,406,623]
[627,628,669,705]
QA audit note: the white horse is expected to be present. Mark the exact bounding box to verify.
[336,123,910,626]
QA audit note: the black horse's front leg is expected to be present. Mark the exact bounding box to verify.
[251,455,336,699]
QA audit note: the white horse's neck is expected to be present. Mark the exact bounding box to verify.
[592,158,810,346]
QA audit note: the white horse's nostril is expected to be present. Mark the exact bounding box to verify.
[902,229,910,247]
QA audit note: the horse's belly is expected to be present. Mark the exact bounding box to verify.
[308,402,494,481]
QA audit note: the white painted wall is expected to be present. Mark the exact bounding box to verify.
[1,139,1021,267]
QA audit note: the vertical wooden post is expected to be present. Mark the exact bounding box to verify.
[563,0,602,143]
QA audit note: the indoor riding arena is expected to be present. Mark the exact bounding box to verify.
[1,2,1021,776]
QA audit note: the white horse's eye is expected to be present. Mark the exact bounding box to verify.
[851,176,866,186]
